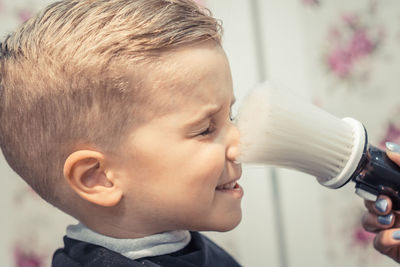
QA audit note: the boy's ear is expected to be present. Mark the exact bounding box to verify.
[63,150,123,207]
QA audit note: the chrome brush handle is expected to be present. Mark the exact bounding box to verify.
[353,145,400,210]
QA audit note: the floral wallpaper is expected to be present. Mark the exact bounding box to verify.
[324,12,383,83]
[300,0,400,266]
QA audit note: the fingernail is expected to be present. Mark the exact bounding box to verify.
[378,214,393,225]
[375,198,388,213]
[393,231,400,240]
[386,142,400,153]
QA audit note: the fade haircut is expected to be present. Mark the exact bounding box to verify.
[0,0,222,207]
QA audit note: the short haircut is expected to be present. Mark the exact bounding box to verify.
[0,0,222,207]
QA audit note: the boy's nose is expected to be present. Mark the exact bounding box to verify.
[226,124,240,162]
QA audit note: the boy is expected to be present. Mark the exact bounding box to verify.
[0,0,243,266]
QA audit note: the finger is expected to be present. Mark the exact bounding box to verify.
[364,196,392,215]
[387,151,400,166]
[362,212,394,233]
[386,142,400,165]
[394,210,400,228]
[374,228,400,255]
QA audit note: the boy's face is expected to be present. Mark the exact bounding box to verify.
[114,42,242,235]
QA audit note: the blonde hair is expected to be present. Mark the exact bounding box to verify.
[0,0,222,208]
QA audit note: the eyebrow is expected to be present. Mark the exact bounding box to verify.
[185,97,236,128]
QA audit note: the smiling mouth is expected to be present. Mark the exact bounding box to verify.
[216,180,239,190]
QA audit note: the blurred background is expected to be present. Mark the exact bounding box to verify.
[1,0,400,266]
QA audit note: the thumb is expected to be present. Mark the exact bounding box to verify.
[385,142,400,166]
[374,228,400,256]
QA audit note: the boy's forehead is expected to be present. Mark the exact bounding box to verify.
[123,42,233,126]
[145,43,232,104]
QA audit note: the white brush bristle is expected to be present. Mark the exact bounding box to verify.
[237,81,362,186]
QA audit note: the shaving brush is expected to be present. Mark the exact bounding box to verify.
[236,81,400,209]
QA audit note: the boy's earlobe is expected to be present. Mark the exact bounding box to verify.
[63,150,123,207]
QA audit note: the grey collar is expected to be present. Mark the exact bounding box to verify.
[66,223,191,260]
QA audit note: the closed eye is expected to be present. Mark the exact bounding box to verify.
[199,124,216,136]
[198,107,235,136]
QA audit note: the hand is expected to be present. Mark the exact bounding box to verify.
[361,146,400,262]
[362,195,400,262]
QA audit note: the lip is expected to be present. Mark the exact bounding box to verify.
[215,181,244,199]
[216,163,242,187]
[216,178,240,188]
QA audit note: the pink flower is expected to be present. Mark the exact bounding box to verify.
[352,226,375,247]
[348,30,373,59]
[17,9,33,23]
[328,48,353,77]
[342,14,359,28]
[324,9,386,81]
[326,22,379,79]
[14,246,46,267]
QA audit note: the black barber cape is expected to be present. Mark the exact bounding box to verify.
[52,231,242,267]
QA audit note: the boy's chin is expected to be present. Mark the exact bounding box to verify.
[217,217,242,232]
[199,213,242,232]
